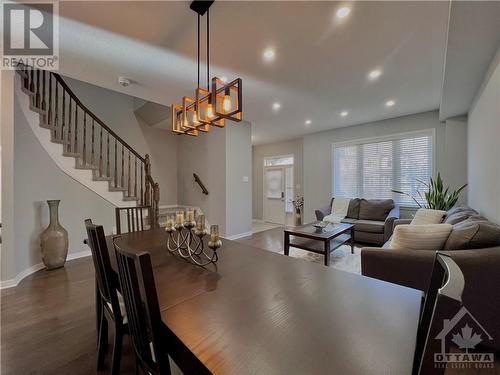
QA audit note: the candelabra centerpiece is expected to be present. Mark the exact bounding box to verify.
[165,208,221,266]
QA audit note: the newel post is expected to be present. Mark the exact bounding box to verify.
[153,182,160,228]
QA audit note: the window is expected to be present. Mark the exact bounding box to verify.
[333,131,434,206]
[264,155,294,166]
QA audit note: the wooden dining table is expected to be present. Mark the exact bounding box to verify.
[106,228,422,375]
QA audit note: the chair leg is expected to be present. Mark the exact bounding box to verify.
[111,326,123,375]
[97,312,108,370]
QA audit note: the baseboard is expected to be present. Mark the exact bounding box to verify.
[224,231,253,240]
[66,249,91,261]
[0,250,91,289]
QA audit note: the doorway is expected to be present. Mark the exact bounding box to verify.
[263,155,294,225]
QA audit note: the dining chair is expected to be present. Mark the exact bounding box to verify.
[115,206,152,234]
[413,251,465,375]
[84,219,128,375]
[113,238,172,375]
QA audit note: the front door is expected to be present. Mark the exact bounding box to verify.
[263,166,286,224]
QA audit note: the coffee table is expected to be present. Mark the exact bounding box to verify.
[284,222,355,266]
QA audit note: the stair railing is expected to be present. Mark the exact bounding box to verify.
[16,64,160,227]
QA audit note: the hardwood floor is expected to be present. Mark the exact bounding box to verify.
[1,228,498,374]
[1,258,135,375]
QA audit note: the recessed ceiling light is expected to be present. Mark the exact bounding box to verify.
[262,48,276,62]
[272,102,281,111]
[305,119,312,126]
[336,7,351,19]
[368,69,382,81]
[340,111,349,117]
[385,100,395,107]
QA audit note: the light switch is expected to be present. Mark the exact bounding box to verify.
[243,176,249,182]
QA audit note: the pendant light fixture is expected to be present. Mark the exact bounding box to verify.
[171,0,243,136]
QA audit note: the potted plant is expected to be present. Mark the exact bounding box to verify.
[292,196,304,226]
[391,173,467,210]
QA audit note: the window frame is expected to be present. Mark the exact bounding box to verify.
[331,129,436,207]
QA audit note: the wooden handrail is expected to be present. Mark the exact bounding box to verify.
[51,73,145,162]
[193,173,209,195]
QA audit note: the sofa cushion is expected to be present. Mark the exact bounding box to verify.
[444,216,500,250]
[358,199,394,222]
[390,224,453,250]
[353,220,385,234]
[444,211,475,225]
[340,218,357,224]
[346,198,361,219]
[411,208,446,225]
[446,205,478,217]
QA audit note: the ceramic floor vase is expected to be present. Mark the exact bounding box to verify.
[40,200,68,270]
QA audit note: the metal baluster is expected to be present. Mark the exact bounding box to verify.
[22,64,29,90]
[114,139,118,187]
[91,119,95,167]
[128,151,131,196]
[67,97,72,152]
[134,157,137,198]
[74,105,79,155]
[106,132,110,177]
[53,80,59,139]
[99,127,103,177]
[29,66,35,93]
[35,69,40,107]
[140,163,144,206]
[61,89,65,141]
[121,145,125,188]
[82,113,87,166]
[41,70,46,111]
[48,73,53,131]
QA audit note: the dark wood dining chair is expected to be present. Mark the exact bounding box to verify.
[115,206,152,234]
[413,251,465,375]
[113,238,172,375]
[84,219,127,375]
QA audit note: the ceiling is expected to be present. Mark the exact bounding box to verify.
[52,1,453,145]
[439,1,500,120]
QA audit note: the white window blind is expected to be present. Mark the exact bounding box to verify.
[333,131,433,206]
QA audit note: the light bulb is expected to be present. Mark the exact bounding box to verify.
[207,104,214,119]
[192,112,199,124]
[223,95,231,112]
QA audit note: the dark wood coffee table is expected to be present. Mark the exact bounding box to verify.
[284,222,355,266]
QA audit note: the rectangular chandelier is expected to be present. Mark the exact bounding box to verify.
[170,1,242,137]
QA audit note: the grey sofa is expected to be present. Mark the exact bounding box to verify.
[315,198,399,246]
[361,206,500,351]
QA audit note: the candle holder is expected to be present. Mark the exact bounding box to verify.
[165,212,221,266]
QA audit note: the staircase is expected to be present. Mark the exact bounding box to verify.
[15,64,160,227]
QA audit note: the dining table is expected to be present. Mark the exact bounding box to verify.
[106,227,422,375]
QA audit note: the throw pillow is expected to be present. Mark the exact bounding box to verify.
[389,224,453,250]
[358,199,394,222]
[444,217,500,250]
[411,208,446,225]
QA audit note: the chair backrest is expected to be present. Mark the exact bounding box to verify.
[113,238,171,375]
[413,251,465,375]
[115,206,152,234]
[84,219,123,323]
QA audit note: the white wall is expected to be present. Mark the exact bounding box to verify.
[252,139,303,220]
[177,121,252,238]
[64,77,178,205]
[226,123,252,237]
[177,127,228,234]
[302,110,467,223]
[467,49,500,224]
[1,70,16,281]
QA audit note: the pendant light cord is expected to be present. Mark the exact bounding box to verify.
[197,14,200,89]
[207,8,210,90]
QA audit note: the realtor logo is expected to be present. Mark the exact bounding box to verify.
[434,306,495,370]
[2,1,59,70]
